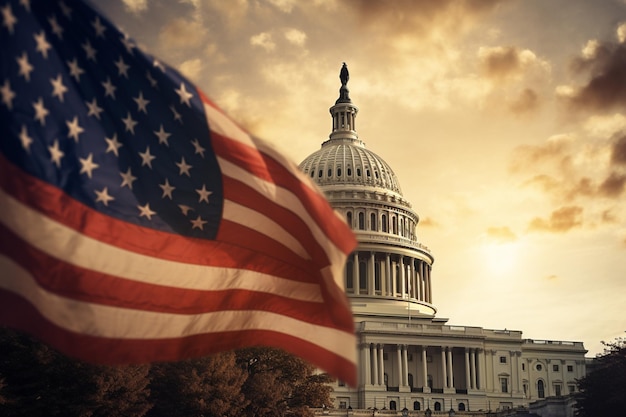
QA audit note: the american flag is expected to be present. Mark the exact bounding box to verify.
[0,0,357,385]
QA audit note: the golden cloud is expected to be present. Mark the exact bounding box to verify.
[528,206,584,233]
[159,18,207,49]
[508,88,540,114]
[486,226,517,243]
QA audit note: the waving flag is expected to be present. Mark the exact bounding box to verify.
[0,0,357,385]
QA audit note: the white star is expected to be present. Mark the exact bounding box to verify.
[137,203,156,220]
[48,15,63,39]
[175,83,193,107]
[95,187,115,206]
[79,153,99,178]
[176,157,192,177]
[32,97,49,125]
[1,80,16,110]
[171,105,182,123]
[34,31,52,59]
[1,4,17,34]
[159,178,176,199]
[105,133,123,156]
[139,146,156,168]
[146,71,157,88]
[48,139,64,167]
[133,91,150,113]
[120,167,137,189]
[153,125,170,146]
[102,77,116,98]
[178,205,193,216]
[82,39,96,61]
[121,33,135,54]
[19,125,33,152]
[66,116,84,142]
[19,0,30,12]
[153,59,165,72]
[59,1,71,18]
[191,216,208,230]
[191,139,206,158]
[115,56,130,78]
[67,58,84,81]
[195,184,212,203]
[16,52,34,81]
[92,16,106,38]
[122,112,137,134]
[85,97,104,119]
[50,74,68,102]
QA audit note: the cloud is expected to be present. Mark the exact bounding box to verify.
[268,0,298,13]
[159,18,207,49]
[508,88,540,114]
[284,28,307,47]
[528,206,584,233]
[486,226,517,243]
[178,58,203,82]
[611,134,626,165]
[478,47,549,82]
[560,27,626,113]
[250,32,276,52]
[122,0,148,14]
[510,134,573,172]
[598,172,626,197]
[419,217,439,228]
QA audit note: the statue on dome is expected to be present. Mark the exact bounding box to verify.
[340,62,349,86]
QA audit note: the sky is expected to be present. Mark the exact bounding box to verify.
[96,0,626,357]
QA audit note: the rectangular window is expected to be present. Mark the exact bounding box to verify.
[568,384,576,394]
[567,365,574,372]
[522,363,525,371]
[553,364,559,372]
[500,377,508,393]
[554,384,562,396]
[339,401,347,409]
[500,356,507,364]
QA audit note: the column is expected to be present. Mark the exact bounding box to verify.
[391,258,397,296]
[477,349,486,390]
[397,346,403,387]
[368,252,375,295]
[385,254,391,296]
[372,344,379,386]
[402,345,409,387]
[441,348,448,388]
[512,351,520,394]
[465,348,471,390]
[427,265,432,302]
[424,265,430,303]
[419,261,425,301]
[447,347,454,388]
[486,350,496,392]
[421,346,430,392]
[379,345,385,387]
[353,253,360,295]
[362,343,371,386]
[470,349,477,390]
[399,256,406,297]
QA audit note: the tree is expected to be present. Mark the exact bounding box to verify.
[236,347,334,417]
[148,351,248,417]
[575,336,626,416]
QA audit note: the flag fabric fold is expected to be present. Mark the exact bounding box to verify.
[0,0,357,385]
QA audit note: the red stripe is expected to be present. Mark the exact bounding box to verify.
[0,224,349,327]
[0,290,357,387]
[204,104,356,256]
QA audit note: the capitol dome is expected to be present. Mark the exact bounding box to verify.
[299,63,435,319]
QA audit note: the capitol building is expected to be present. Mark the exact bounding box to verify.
[299,64,587,413]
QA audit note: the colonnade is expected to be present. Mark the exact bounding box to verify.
[347,251,432,303]
[360,344,484,392]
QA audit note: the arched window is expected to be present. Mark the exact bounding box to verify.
[359,261,367,291]
[413,401,421,411]
[538,380,545,398]
[389,401,397,410]
[392,216,398,234]
[347,167,352,176]
[458,403,466,411]
[374,262,381,293]
[358,212,365,230]
[318,170,322,178]
[370,213,377,231]
[346,212,352,228]
[382,214,388,232]
[400,217,404,236]
[345,261,353,291]
[327,168,332,177]
[337,167,342,177]
[434,402,441,411]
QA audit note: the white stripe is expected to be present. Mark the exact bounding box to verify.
[218,155,347,282]
[0,255,357,365]
[222,199,309,259]
[0,188,321,302]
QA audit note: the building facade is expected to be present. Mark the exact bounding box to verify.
[298,64,586,413]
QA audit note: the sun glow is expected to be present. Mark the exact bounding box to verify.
[481,241,521,276]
